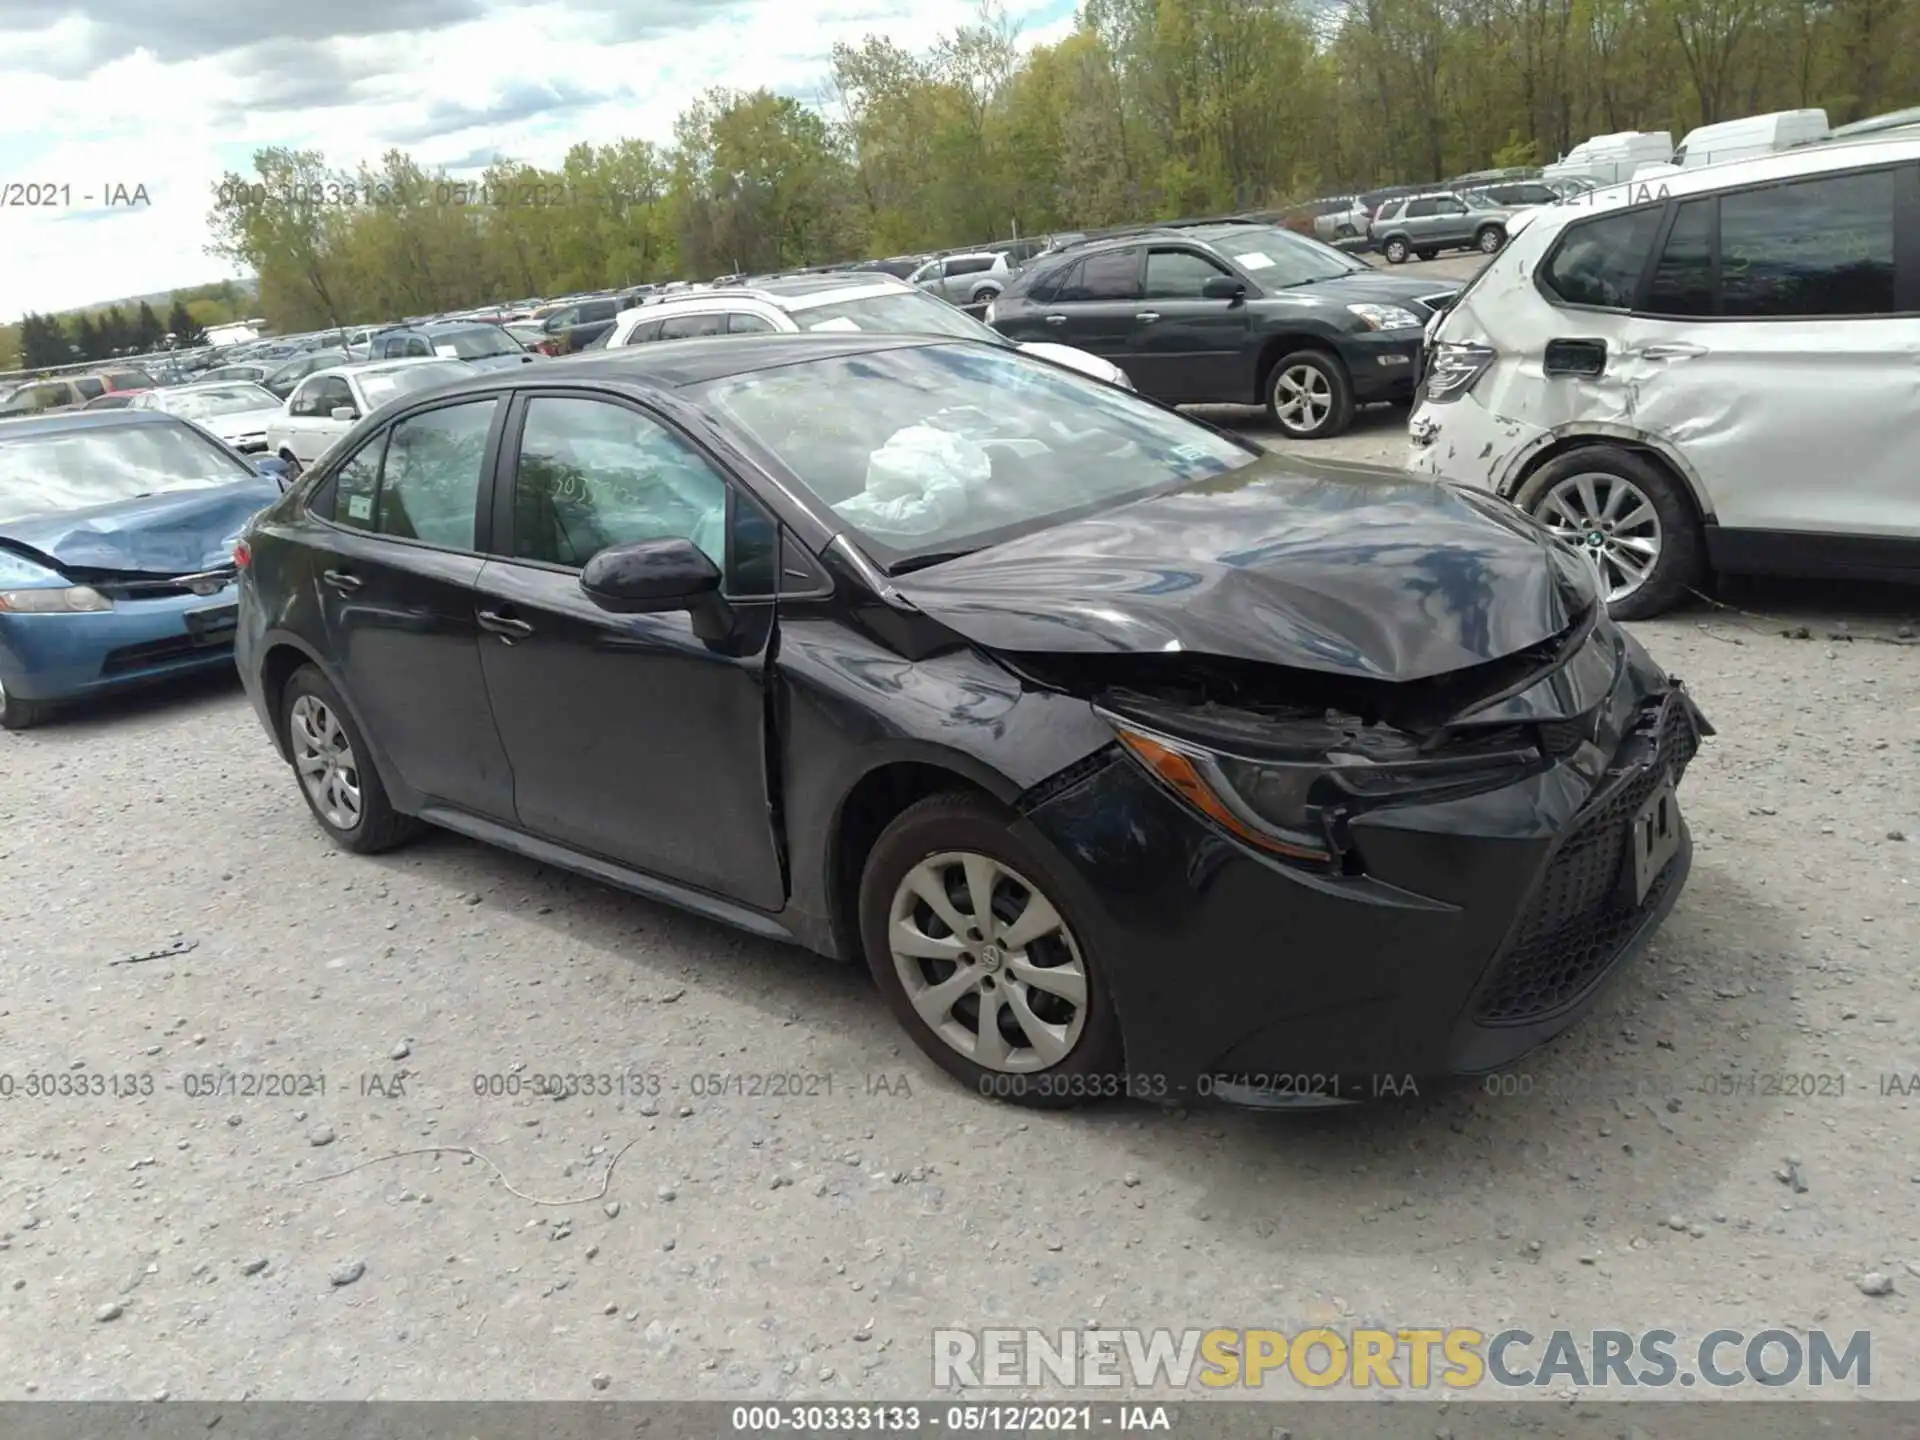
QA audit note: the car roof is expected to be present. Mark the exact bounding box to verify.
[438,333,941,393]
[623,275,904,316]
[159,379,277,395]
[1520,131,1920,236]
[0,409,184,440]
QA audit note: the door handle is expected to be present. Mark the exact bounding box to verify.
[476,608,534,643]
[1044,314,1067,325]
[1135,311,1161,323]
[321,569,361,594]
[1639,342,1708,360]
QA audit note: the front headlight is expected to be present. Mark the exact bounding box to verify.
[0,586,112,613]
[1347,303,1423,331]
[1108,715,1538,866]
[1423,341,1497,403]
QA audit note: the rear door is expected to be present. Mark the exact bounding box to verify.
[300,397,517,819]
[1127,246,1254,402]
[1624,161,1919,550]
[468,391,785,907]
[1048,247,1146,369]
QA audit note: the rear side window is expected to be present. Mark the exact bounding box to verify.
[1063,248,1141,301]
[1541,206,1664,309]
[1718,170,1896,317]
[1024,259,1077,304]
[660,313,724,339]
[1643,199,1714,316]
[622,318,666,346]
[72,376,106,400]
[373,400,498,548]
[1405,199,1436,219]
[726,312,779,334]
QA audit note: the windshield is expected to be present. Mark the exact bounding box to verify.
[1204,226,1368,285]
[787,289,998,342]
[693,341,1256,567]
[431,327,521,359]
[358,361,473,408]
[0,422,253,522]
[164,385,280,419]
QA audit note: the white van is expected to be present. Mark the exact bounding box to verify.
[1405,135,1919,619]
[1542,132,1675,188]
[1673,109,1829,167]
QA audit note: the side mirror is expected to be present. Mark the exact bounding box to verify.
[253,455,290,486]
[580,537,729,631]
[330,405,358,422]
[1202,276,1247,302]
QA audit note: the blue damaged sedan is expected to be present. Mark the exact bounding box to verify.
[0,410,286,729]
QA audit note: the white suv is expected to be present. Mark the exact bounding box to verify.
[1406,135,1919,619]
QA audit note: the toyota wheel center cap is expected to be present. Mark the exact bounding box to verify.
[978,945,1004,972]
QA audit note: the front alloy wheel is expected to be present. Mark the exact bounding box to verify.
[888,852,1089,1073]
[1266,350,1355,439]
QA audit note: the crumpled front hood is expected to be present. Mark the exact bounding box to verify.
[0,478,281,578]
[891,453,1595,681]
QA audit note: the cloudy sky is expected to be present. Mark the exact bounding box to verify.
[0,0,1076,319]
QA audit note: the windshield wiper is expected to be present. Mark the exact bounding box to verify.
[888,548,978,576]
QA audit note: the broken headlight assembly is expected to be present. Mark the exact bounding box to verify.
[1421,341,1496,403]
[1105,714,1539,867]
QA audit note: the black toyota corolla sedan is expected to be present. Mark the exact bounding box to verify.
[233,334,1710,1108]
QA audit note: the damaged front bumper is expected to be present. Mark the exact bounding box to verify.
[1015,619,1709,1105]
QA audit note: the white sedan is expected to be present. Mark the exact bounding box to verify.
[267,357,475,468]
[129,380,284,453]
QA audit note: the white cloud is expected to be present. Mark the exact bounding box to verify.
[0,0,1076,317]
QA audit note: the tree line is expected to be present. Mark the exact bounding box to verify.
[95,0,1920,334]
[2,281,256,372]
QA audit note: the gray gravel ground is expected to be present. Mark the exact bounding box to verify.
[2,272,1917,1400]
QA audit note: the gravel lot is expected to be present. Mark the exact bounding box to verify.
[3,253,1918,1402]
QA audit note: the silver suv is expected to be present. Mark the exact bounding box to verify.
[907,252,1011,307]
[1370,190,1518,264]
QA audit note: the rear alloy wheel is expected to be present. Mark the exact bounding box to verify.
[1476,224,1506,254]
[282,664,421,853]
[1515,446,1703,621]
[1382,237,1411,264]
[1266,350,1355,440]
[0,676,48,731]
[861,793,1123,1106]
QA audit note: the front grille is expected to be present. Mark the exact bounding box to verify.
[100,606,238,676]
[1473,693,1700,1025]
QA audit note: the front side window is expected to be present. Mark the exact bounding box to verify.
[1541,206,1664,309]
[372,400,497,548]
[509,397,728,571]
[620,318,666,346]
[695,341,1255,567]
[1145,248,1232,298]
[1718,170,1896,317]
[1062,248,1141,301]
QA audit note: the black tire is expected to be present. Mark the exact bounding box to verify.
[1416,248,1439,262]
[1475,224,1506,255]
[278,663,422,854]
[1381,236,1410,264]
[859,791,1125,1108]
[1264,348,1356,440]
[1513,446,1704,622]
[0,683,48,731]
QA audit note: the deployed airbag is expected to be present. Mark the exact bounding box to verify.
[833,424,992,537]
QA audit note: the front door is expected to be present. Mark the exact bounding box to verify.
[470,392,785,910]
[1126,246,1255,402]
[305,397,516,819]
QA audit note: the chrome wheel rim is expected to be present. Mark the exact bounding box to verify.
[1535,472,1662,604]
[1274,364,1333,433]
[289,694,362,830]
[888,851,1088,1074]
[1479,229,1502,252]
[1386,241,1406,262]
